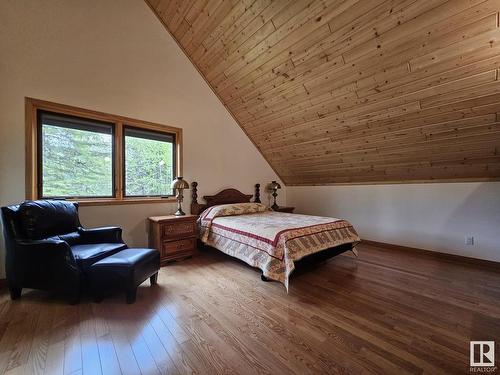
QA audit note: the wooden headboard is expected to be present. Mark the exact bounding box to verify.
[190,181,261,215]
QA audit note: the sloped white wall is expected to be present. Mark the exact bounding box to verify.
[287,183,500,262]
[0,0,283,278]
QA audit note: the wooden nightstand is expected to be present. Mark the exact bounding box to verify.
[272,206,295,213]
[148,215,197,265]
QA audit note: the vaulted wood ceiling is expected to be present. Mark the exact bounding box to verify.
[146,0,500,185]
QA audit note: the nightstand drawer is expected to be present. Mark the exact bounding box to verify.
[161,220,196,240]
[162,238,196,257]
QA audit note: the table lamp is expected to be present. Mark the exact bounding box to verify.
[171,177,189,216]
[269,180,281,210]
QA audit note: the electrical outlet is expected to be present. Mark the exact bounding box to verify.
[465,236,474,246]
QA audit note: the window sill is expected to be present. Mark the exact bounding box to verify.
[73,197,177,206]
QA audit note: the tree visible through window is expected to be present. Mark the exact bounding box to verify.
[124,127,175,196]
[40,112,113,198]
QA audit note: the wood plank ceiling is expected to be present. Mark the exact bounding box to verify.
[146,0,500,185]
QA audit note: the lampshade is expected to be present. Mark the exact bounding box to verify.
[171,176,189,190]
[270,180,281,190]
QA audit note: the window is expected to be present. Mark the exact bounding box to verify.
[26,98,182,205]
[124,126,175,197]
[39,112,114,199]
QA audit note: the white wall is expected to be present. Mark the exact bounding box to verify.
[287,182,500,262]
[0,0,283,278]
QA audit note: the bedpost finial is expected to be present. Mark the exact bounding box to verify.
[192,181,198,203]
[254,183,261,203]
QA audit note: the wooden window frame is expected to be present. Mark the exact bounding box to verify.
[26,97,182,206]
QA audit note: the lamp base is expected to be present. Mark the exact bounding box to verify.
[271,190,279,211]
[174,208,186,216]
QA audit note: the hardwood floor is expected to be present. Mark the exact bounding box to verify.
[0,242,499,375]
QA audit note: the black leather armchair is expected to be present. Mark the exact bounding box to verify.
[1,200,127,304]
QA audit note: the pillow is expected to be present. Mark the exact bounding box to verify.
[199,202,269,222]
[198,203,269,242]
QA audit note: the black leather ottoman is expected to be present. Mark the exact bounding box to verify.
[89,248,160,304]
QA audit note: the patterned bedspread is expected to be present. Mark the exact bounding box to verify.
[198,203,361,289]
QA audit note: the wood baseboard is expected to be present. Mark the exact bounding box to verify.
[362,239,500,271]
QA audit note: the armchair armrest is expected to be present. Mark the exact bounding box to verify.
[16,239,76,267]
[17,238,72,255]
[78,226,123,244]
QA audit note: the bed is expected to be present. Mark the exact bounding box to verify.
[191,182,361,289]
